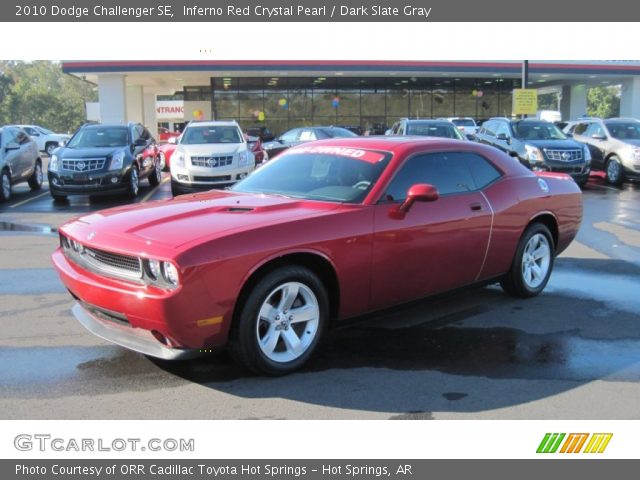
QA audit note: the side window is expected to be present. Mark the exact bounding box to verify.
[141,128,152,141]
[16,130,30,145]
[397,123,405,135]
[280,128,300,143]
[573,122,589,136]
[299,129,317,141]
[383,152,476,201]
[585,122,605,138]
[3,128,16,146]
[23,127,37,136]
[495,123,510,138]
[463,153,502,189]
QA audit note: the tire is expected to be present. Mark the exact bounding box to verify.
[500,223,555,298]
[51,192,67,201]
[45,142,58,156]
[576,177,588,189]
[127,165,140,198]
[171,180,182,197]
[605,156,624,186]
[158,152,167,171]
[28,160,43,190]
[228,265,329,375]
[148,158,162,187]
[0,170,11,202]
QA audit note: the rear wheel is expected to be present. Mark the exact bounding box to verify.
[605,155,624,186]
[28,160,43,190]
[0,170,11,202]
[501,223,554,298]
[228,265,329,375]
[158,152,167,171]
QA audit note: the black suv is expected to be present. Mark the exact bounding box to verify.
[48,123,161,201]
[476,118,591,187]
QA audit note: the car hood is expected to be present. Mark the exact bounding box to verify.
[58,147,126,158]
[179,144,244,156]
[619,139,640,147]
[63,190,341,253]
[521,139,583,149]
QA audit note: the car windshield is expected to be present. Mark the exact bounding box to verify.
[450,119,475,127]
[324,127,358,138]
[512,122,566,140]
[406,123,465,140]
[66,127,129,148]
[605,122,640,140]
[231,147,391,203]
[182,125,243,144]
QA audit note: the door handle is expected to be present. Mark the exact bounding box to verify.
[470,203,483,212]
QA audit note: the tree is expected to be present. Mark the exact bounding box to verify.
[0,61,97,132]
[587,86,620,118]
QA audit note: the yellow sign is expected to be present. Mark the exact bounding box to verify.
[513,89,538,115]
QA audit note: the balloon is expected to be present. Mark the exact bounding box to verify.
[258,112,265,121]
[193,109,203,120]
[472,90,477,97]
[477,91,484,97]
[278,98,287,107]
[332,97,340,108]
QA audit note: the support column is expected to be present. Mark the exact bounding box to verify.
[560,84,587,120]
[126,85,144,124]
[97,75,126,124]
[620,77,640,118]
[143,92,158,139]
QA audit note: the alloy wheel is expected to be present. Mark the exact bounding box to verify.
[521,233,551,289]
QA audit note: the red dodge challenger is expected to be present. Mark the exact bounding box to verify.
[52,137,582,375]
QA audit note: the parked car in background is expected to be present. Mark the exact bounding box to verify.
[17,124,71,156]
[566,117,640,185]
[536,110,562,123]
[245,134,268,165]
[262,126,357,158]
[245,126,276,142]
[170,120,255,195]
[475,118,591,187]
[158,136,179,171]
[52,136,582,375]
[445,117,478,139]
[48,122,161,201]
[388,119,467,141]
[336,125,364,135]
[158,127,180,142]
[0,126,43,202]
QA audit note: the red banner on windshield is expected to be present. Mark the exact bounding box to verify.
[286,145,386,163]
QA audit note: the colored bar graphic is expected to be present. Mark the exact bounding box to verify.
[538,433,613,454]
[584,434,613,453]
[537,433,566,453]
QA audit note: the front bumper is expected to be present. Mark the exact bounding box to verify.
[72,303,197,360]
[48,167,132,196]
[171,164,253,188]
[52,248,230,356]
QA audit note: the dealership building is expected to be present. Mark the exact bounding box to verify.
[63,60,640,138]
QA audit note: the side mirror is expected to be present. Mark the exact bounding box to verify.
[167,137,177,144]
[496,133,509,141]
[592,133,607,140]
[398,184,439,213]
[5,142,20,151]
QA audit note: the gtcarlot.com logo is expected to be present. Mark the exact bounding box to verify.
[536,433,613,454]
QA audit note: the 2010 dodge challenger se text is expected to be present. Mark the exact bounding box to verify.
[51,137,582,375]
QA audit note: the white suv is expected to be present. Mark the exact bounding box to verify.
[170,121,255,196]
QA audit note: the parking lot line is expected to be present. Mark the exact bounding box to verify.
[141,175,170,203]
[9,191,50,209]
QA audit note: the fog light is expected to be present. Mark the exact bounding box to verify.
[177,174,189,181]
[52,178,59,186]
[111,177,118,184]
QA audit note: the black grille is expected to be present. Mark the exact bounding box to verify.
[80,300,130,326]
[62,158,106,172]
[191,156,233,168]
[193,175,232,182]
[84,247,141,274]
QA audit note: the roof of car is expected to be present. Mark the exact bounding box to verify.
[604,117,640,123]
[186,120,239,127]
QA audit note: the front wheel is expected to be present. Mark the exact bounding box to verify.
[127,165,140,198]
[228,265,329,375]
[500,223,554,298]
[605,156,624,186]
[0,170,11,202]
[148,158,162,187]
[45,143,58,156]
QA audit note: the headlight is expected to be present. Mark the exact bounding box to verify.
[238,150,252,168]
[109,151,125,170]
[583,145,592,162]
[162,261,179,286]
[524,144,544,163]
[49,154,60,172]
[147,259,161,280]
[172,151,186,168]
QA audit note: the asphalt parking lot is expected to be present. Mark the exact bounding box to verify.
[0,161,639,420]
